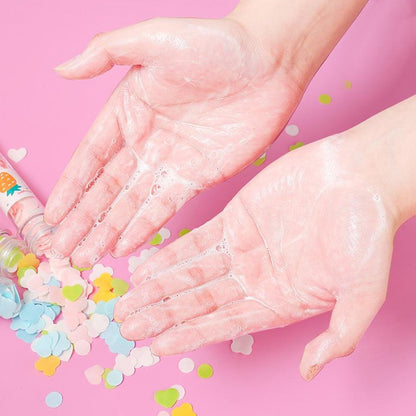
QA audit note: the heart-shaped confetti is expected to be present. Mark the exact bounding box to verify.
[231,334,254,355]
[7,147,27,163]
[111,278,129,296]
[85,365,104,385]
[172,403,197,416]
[62,284,83,301]
[154,388,179,408]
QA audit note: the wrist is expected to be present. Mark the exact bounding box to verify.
[345,95,416,229]
[227,0,368,89]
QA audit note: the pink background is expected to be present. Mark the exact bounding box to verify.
[1,0,416,415]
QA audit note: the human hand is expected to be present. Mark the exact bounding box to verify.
[114,95,416,381]
[45,0,368,267]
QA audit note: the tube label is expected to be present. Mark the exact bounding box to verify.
[0,155,35,214]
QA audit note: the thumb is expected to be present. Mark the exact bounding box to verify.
[54,18,168,79]
[299,288,386,381]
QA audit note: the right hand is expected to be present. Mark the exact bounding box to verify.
[45,16,305,268]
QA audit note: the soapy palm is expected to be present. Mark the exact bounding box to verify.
[115,136,395,380]
[45,17,301,266]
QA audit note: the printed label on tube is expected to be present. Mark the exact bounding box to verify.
[0,157,35,214]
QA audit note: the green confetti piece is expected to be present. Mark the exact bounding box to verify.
[154,388,179,408]
[111,278,129,296]
[4,247,24,269]
[62,284,83,301]
[17,266,36,283]
[197,364,213,379]
[178,228,191,237]
[253,154,266,166]
[289,142,305,152]
[72,265,92,272]
[319,94,332,104]
[150,233,163,246]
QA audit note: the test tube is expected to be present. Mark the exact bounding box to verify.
[0,152,53,256]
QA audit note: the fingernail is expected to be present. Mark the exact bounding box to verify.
[305,364,323,381]
[54,54,83,71]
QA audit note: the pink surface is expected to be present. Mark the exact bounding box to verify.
[1,0,416,415]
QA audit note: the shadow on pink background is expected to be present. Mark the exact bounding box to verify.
[0,1,415,415]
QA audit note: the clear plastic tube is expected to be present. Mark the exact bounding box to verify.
[0,153,53,256]
[0,230,28,277]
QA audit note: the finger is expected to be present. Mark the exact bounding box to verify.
[45,101,122,226]
[150,299,278,356]
[54,19,171,79]
[120,278,245,340]
[114,251,231,322]
[129,215,225,285]
[109,180,198,258]
[51,147,138,256]
[299,290,386,382]
[70,169,154,268]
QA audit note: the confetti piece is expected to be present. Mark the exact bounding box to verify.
[178,228,191,237]
[197,364,213,379]
[231,334,254,355]
[62,284,83,301]
[100,322,135,355]
[289,142,305,151]
[89,264,114,281]
[344,80,352,89]
[131,346,159,367]
[114,353,137,376]
[128,247,159,273]
[159,228,171,240]
[171,384,186,400]
[172,403,197,416]
[74,339,91,356]
[106,369,124,387]
[85,365,104,385]
[154,388,180,408]
[7,147,27,163]
[178,357,195,374]
[319,94,332,104]
[84,313,110,337]
[253,152,266,166]
[150,233,163,246]
[35,356,61,376]
[102,368,116,389]
[285,124,299,136]
[45,391,63,408]
[158,412,170,416]
[111,278,129,296]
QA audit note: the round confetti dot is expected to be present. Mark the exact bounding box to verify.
[285,124,299,136]
[344,80,352,89]
[197,364,213,379]
[319,94,332,104]
[158,412,170,416]
[45,391,63,408]
[178,357,195,374]
[106,369,124,387]
[171,384,186,400]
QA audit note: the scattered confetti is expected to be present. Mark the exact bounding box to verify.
[7,147,27,163]
[172,403,197,416]
[253,152,266,166]
[154,388,180,408]
[197,364,213,379]
[45,391,63,408]
[85,365,104,385]
[231,334,254,355]
[285,124,299,136]
[289,142,305,151]
[102,368,117,390]
[178,357,195,374]
[319,94,332,104]
[171,384,186,400]
[178,229,191,237]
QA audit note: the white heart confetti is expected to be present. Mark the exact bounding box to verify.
[7,147,27,163]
